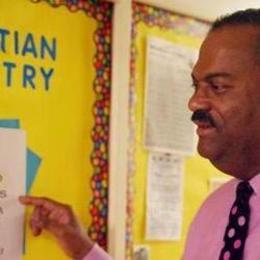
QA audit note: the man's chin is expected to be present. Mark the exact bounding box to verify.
[197,143,217,160]
[197,149,210,159]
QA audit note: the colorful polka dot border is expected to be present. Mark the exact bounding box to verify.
[30,0,112,249]
[133,2,209,37]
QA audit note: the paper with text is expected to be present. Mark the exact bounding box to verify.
[144,37,197,155]
[0,128,26,259]
[146,152,184,240]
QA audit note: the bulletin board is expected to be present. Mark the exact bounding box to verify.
[0,0,112,259]
[126,2,224,260]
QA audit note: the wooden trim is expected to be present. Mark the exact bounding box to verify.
[108,0,132,259]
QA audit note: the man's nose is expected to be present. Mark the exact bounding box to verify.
[188,86,211,112]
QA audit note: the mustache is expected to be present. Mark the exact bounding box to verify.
[191,110,215,126]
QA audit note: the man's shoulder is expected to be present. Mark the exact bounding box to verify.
[206,178,236,201]
[193,178,236,219]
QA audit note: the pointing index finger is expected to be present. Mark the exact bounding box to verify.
[19,195,59,211]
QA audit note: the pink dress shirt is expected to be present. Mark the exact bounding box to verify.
[82,244,112,260]
[183,174,260,260]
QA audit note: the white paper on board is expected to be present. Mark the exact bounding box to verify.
[146,152,184,240]
[144,37,197,155]
[0,128,26,259]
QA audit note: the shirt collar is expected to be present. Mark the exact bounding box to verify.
[248,173,260,195]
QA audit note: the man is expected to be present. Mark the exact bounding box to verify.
[184,9,260,260]
[20,8,260,260]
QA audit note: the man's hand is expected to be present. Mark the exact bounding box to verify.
[19,195,94,259]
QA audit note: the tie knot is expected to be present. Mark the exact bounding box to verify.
[236,181,254,200]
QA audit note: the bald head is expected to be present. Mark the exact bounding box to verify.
[211,9,260,31]
[209,9,260,65]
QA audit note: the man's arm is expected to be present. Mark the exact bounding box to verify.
[19,196,111,259]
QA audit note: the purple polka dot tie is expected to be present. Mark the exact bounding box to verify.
[219,181,253,260]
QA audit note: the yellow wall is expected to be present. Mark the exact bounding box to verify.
[0,1,97,259]
[133,15,227,260]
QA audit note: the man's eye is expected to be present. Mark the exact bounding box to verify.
[211,84,225,92]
